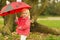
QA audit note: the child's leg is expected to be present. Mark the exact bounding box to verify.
[20,35,27,40]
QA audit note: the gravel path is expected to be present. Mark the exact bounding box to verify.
[38,17,60,20]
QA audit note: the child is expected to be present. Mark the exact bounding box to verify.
[15,8,31,40]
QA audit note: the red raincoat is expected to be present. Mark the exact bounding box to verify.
[16,17,30,36]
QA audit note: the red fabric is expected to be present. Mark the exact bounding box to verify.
[0,2,31,16]
[11,2,31,9]
[16,17,31,36]
[0,12,9,16]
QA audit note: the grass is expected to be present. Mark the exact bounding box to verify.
[0,17,60,40]
[38,20,60,29]
[0,32,60,40]
[0,17,4,25]
[0,20,4,25]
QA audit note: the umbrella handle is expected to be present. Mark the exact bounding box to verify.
[16,0,22,2]
[6,0,10,5]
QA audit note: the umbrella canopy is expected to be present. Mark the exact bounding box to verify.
[0,2,31,16]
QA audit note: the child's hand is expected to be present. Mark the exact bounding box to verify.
[16,16,18,20]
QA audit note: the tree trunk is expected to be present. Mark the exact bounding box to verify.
[23,0,60,35]
[1,0,16,35]
[2,14,16,35]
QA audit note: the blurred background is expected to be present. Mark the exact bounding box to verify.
[0,0,60,40]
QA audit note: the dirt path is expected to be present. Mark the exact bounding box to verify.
[0,17,60,20]
[38,17,60,20]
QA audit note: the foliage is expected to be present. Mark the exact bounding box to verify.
[41,1,60,16]
[0,32,60,40]
[0,33,4,40]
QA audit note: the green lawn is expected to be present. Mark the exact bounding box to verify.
[0,17,4,25]
[0,19,4,25]
[38,20,60,29]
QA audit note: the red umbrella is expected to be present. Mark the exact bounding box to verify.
[0,2,31,16]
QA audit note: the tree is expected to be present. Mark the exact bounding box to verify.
[23,0,60,35]
[0,0,60,36]
[0,0,16,35]
[41,0,60,16]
